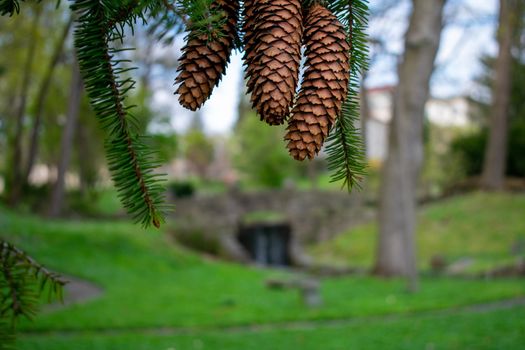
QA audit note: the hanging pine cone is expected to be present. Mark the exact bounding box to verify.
[175,0,239,111]
[243,0,303,125]
[285,4,350,160]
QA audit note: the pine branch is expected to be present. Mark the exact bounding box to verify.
[0,0,22,16]
[0,240,65,323]
[72,0,168,228]
[0,240,64,348]
[0,0,56,17]
[325,0,369,191]
[147,0,190,45]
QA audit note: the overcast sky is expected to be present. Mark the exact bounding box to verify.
[150,0,499,135]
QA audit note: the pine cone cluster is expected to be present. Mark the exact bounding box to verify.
[175,0,239,111]
[174,1,351,161]
[285,4,350,160]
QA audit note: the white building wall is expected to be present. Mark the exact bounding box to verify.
[364,87,471,162]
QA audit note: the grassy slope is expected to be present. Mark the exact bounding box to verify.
[0,192,524,348]
[309,192,525,271]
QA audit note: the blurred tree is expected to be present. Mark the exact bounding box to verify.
[48,60,83,217]
[452,53,525,180]
[375,0,447,292]
[234,113,301,188]
[481,0,524,189]
[24,16,73,187]
[184,114,214,179]
[4,4,41,205]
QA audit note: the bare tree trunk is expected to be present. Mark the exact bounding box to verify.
[48,61,83,217]
[6,6,42,205]
[374,0,446,292]
[24,17,73,185]
[481,0,518,190]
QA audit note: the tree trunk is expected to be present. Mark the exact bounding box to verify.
[374,0,447,292]
[24,17,73,185]
[481,0,518,190]
[48,61,83,217]
[6,6,42,205]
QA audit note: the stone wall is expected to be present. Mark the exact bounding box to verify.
[169,189,368,266]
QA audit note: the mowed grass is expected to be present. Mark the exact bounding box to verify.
[0,192,524,349]
[19,305,525,350]
[309,192,525,271]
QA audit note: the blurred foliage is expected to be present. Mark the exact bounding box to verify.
[183,129,214,179]
[233,113,303,188]
[450,53,525,179]
[168,181,195,198]
[420,124,466,198]
[451,121,525,177]
[172,227,220,255]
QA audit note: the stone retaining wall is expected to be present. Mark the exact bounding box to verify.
[170,189,368,266]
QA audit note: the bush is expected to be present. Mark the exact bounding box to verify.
[233,113,303,188]
[450,131,486,177]
[168,181,195,198]
[451,121,525,177]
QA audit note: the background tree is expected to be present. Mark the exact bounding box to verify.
[374,0,447,291]
[24,16,73,187]
[48,60,83,217]
[481,0,524,190]
[4,4,41,206]
[451,53,525,181]
[184,114,214,180]
[234,113,302,188]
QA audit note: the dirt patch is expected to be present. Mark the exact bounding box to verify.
[45,276,103,311]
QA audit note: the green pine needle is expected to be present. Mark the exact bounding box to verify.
[326,0,369,191]
[71,0,169,228]
[0,240,65,340]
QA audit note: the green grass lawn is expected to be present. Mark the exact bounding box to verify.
[19,305,525,350]
[309,192,525,272]
[1,192,524,349]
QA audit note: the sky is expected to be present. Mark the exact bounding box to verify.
[150,0,499,135]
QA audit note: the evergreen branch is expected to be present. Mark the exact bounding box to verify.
[147,0,188,44]
[0,240,65,323]
[0,0,49,17]
[72,0,168,228]
[326,0,369,190]
[0,0,19,16]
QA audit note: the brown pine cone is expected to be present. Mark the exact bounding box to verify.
[175,0,239,111]
[285,4,350,160]
[243,0,303,125]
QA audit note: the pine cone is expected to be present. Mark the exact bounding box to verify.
[285,4,350,160]
[243,0,303,125]
[176,0,239,111]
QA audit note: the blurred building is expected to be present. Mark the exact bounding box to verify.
[365,85,472,162]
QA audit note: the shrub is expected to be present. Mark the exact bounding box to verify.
[168,181,195,198]
[451,121,525,177]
